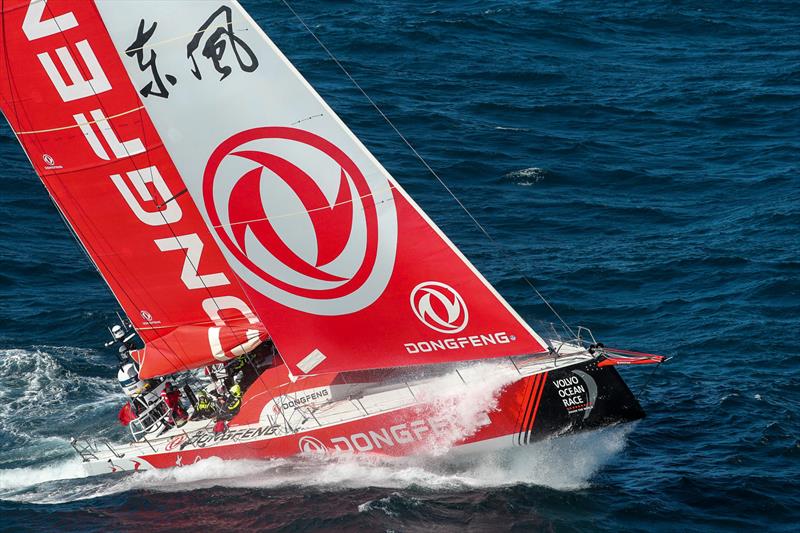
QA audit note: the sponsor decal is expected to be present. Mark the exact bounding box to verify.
[176,412,490,454]
[184,424,278,449]
[411,281,468,334]
[164,434,187,451]
[404,332,513,354]
[202,127,398,315]
[298,436,328,453]
[42,153,63,170]
[405,281,518,354]
[552,370,597,418]
[139,309,160,326]
[125,5,260,100]
[280,388,330,410]
[174,455,203,467]
[326,413,487,452]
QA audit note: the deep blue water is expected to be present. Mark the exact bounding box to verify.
[1,0,799,531]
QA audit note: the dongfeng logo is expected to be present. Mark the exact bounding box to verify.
[298,436,328,453]
[203,127,397,315]
[411,281,469,334]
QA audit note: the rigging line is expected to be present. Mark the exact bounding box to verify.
[1,1,46,158]
[155,187,188,209]
[119,23,272,380]
[1,9,103,286]
[123,20,245,54]
[115,9,271,357]
[15,106,145,135]
[636,357,669,399]
[47,194,101,276]
[129,101,271,365]
[279,0,576,337]
[99,0,268,369]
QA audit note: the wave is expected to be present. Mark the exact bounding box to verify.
[0,458,89,492]
[0,348,121,469]
[505,167,547,186]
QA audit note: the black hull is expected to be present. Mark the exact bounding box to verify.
[518,359,645,445]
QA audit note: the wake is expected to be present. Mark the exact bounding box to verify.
[0,425,632,504]
[0,357,632,504]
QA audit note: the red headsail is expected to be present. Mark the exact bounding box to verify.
[0,0,267,378]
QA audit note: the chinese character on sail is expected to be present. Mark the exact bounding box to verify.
[187,5,259,81]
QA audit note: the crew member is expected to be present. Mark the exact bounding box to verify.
[111,325,137,362]
[161,382,188,425]
[226,372,244,414]
[193,390,215,419]
[205,363,229,395]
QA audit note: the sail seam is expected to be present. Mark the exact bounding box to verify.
[123,20,245,54]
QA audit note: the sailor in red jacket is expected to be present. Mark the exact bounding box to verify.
[161,382,188,425]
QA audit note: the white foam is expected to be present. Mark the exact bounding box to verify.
[0,458,89,491]
[0,347,119,439]
[505,167,546,186]
[494,126,530,132]
[1,424,632,505]
[70,426,630,498]
[412,361,520,454]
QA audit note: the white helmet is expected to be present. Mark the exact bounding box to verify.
[234,372,243,384]
[111,325,125,340]
[117,363,144,397]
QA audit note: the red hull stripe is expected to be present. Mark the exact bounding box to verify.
[523,371,548,445]
[518,373,544,446]
[514,375,536,446]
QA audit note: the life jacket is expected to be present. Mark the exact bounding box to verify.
[197,396,211,411]
[227,384,242,411]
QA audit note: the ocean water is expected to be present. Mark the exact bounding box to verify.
[1,0,798,531]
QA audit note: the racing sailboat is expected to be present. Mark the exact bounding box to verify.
[0,0,664,475]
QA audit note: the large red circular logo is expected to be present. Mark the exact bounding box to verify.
[203,127,396,313]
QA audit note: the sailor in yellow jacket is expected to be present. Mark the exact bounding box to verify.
[193,390,216,419]
[226,372,244,413]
